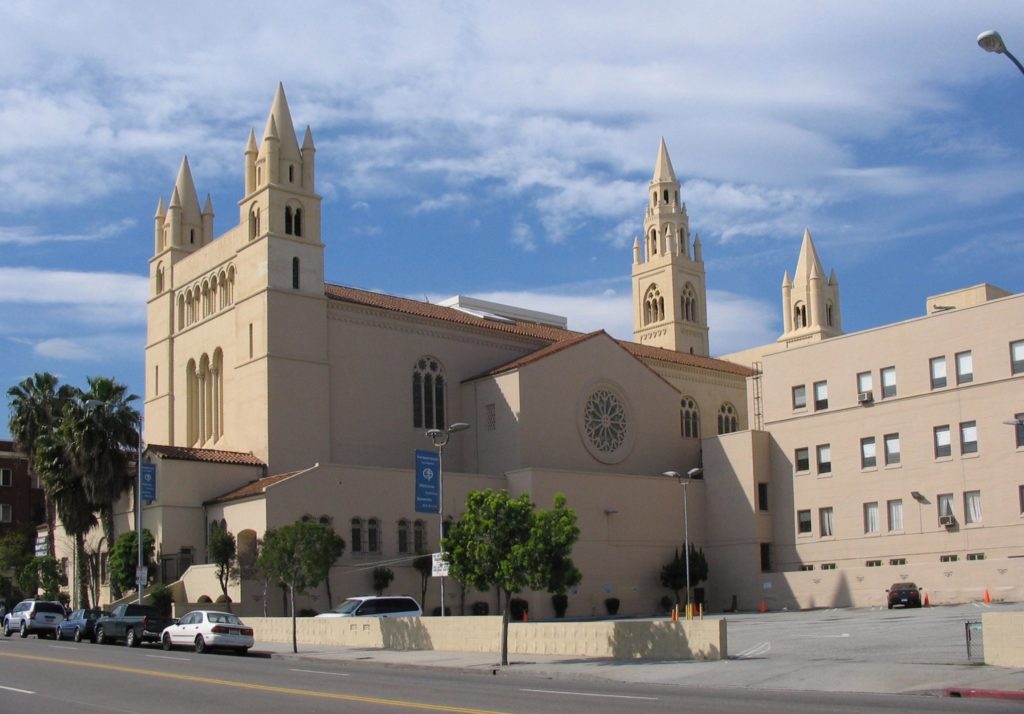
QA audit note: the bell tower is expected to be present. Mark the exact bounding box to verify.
[631,139,710,355]
[779,228,842,346]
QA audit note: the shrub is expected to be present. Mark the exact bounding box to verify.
[604,597,620,616]
[551,593,568,618]
[510,597,529,621]
[149,584,174,616]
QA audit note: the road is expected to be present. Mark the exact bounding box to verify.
[1,624,1018,713]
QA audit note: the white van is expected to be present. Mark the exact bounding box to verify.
[315,595,422,618]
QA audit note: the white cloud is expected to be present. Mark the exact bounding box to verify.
[0,267,148,307]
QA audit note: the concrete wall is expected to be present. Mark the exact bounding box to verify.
[243,615,727,660]
[982,612,1024,667]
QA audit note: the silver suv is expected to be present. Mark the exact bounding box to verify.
[3,599,65,638]
[315,595,422,618]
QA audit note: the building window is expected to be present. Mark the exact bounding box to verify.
[397,519,409,554]
[760,543,771,572]
[292,257,300,289]
[955,351,973,384]
[413,519,426,553]
[887,499,904,531]
[1020,485,1024,514]
[820,563,836,570]
[0,503,10,523]
[960,421,978,454]
[643,284,664,325]
[717,403,738,434]
[813,381,828,410]
[930,356,947,389]
[0,468,11,487]
[485,403,496,431]
[1011,340,1024,375]
[880,366,896,398]
[860,437,877,469]
[367,518,380,552]
[857,371,872,395]
[864,502,879,534]
[937,493,954,523]
[940,554,958,563]
[795,447,810,473]
[412,357,446,430]
[680,397,700,438]
[350,518,363,553]
[797,509,812,534]
[884,433,901,465]
[757,483,768,512]
[792,385,806,409]
[1014,413,1024,448]
[964,491,982,524]
[967,552,985,561]
[816,444,831,474]
[800,564,813,571]
[933,425,951,458]
[866,560,881,567]
[819,507,834,537]
[889,558,906,566]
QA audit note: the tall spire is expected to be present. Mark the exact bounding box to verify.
[778,228,842,345]
[174,156,203,227]
[262,82,301,162]
[793,228,825,283]
[652,137,677,183]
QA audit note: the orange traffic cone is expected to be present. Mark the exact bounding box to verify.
[924,591,930,607]
[671,604,678,622]
[984,589,991,604]
[758,599,767,613]
[523,610,528,622]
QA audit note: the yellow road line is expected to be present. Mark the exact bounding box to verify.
[0,651,508,713]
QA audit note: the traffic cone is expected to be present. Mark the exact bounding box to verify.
[758,599,767,613]
[523,610,528,622]
[671,604,678,622]
[984,589,991,604]
[924,591,930,607]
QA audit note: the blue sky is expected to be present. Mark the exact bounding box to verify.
[2,1,1023,439]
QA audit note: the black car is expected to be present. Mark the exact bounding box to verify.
[56,608,105,642]
[887,582,922,609]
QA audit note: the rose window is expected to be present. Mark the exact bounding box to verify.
[584,389,627,453]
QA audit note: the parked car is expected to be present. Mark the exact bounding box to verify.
[160,610,254,655]
[95,603,177,647]
[2,599,65,638]
[315,595,422,618]
[56,608,105,642]
[887,582,922,609]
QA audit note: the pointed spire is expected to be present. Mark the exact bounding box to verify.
[302,125,315,151]
[168,186,182,210]
[262,82,301,161]
[652,137,678,183]
[246,128,258,154]
[693,233,702,262]
[174,157,202,224]
[154,197,166,219]
[782,270,792,288]
[793,227,825,282]
[203,194,214,215]
[265,115,279,141]
[828,268,839,286]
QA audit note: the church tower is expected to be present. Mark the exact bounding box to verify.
[631,139,710,355]
[778,228,842,346]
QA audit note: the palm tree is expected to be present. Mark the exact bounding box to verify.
[34,405,97,608]
[7,373,78,557]
[75,377,140,549]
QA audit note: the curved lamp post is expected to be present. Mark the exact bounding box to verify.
[663,467,703,614]
[425,422,470,616]
[978,31,1024,76]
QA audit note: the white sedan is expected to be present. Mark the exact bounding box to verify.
[160,610,254,655]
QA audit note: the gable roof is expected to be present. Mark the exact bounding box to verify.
[204,469,304,506]
[146,444,265,467]
[466,330,607,380]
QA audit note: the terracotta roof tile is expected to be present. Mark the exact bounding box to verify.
[621,342,755,377]
[147,444,265,467]
[467,331,607,380]
[205,470,303,505]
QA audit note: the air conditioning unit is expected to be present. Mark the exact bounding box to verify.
[857,391,873,404]
[939,515,956,527]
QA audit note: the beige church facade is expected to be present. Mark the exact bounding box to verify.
[53,86,1023,617]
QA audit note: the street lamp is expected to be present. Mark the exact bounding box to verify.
[663,467,703,615]
[978,31,1024,76]
[425,422,470,617]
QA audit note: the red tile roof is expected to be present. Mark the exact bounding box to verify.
[205,470,304,505]
[146,444,265,467]
[621,342,755,377]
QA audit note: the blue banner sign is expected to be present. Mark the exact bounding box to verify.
[415,449,440,514]
[140,463,157,501]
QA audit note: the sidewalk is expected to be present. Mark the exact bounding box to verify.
[254,640,1024,698]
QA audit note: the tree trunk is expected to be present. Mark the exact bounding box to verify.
[289,585,297,654]
[500,587,510,666]
[102,506,116,560]
[325,571,333,610]
[76,533,89,609]
[45,494,56,558]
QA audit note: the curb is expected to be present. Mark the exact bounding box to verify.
[945,687,1024,700]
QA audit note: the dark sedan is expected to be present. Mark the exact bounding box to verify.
[887,582,922,609]
[56,608,105,642]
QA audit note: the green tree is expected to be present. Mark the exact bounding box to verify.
[108,529,155,599]
[208,523,238,607]
[444,489,580,666]
[0,530,33,577]
[7,372,77,557]
[660,544,708,607]
[372,566,394,596]
[257,520,345,652]
[18,556,64,600]
[412,552,432,612]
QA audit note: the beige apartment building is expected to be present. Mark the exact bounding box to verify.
[50,86,1022,616]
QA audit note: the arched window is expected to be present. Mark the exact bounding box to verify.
[212,349,224,441]
[794,302,807,328]
[288,165,294,183]
[186,359,198,446]
[177,294,185,331]
[652,191,657,206]
[285,206,293,235]
[826,302,834,327]
[413,519,426,553]
[718,403,738,435]
[680,397,700,438]
[351,518,363,553]
[643,284,663,326]
[294,208,302,237]
[648,228,658,256]
[292,257,300,289]
[367,518,380,553]
[189,228,196,245]
[663,189,669,203]
[397,519,410,554]
[155,263,164,294]
[202,281,211,318]
[248,205,260,240]
[682,283,698,323]
[413,357,445,429]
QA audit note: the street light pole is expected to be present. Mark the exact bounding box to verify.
[664,468,702,615]
[978,31,1024,76]
[425,422,470,617]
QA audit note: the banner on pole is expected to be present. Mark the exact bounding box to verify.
[415,449,440,514]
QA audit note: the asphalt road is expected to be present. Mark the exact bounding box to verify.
[1,616,1019,714]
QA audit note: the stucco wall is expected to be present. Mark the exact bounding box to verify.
[982,612,1024,667]
[243,615,727,660]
